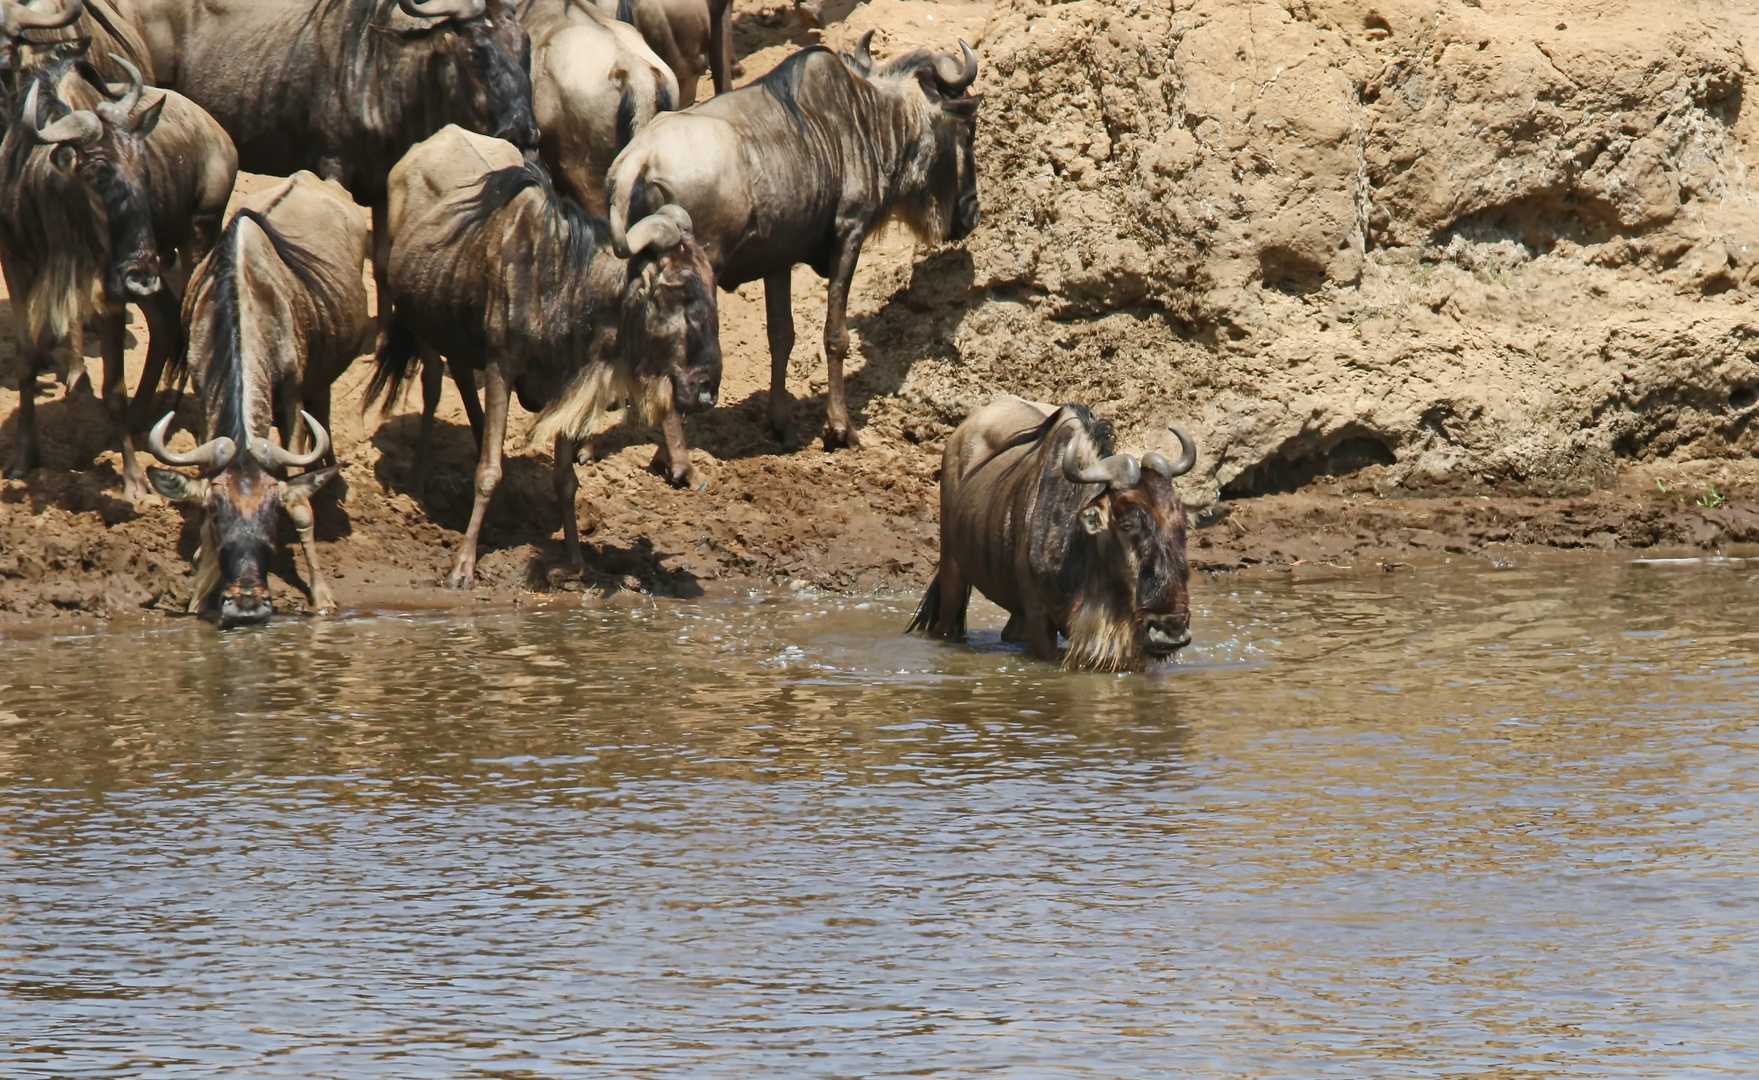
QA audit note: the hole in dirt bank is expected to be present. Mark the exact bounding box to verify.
[1438,194,1623,256]
[1258,247,1328,296]
[1222,434,1397,498]
[1731,386,1756,411]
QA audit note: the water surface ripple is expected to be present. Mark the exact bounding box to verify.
[2,560,1757,1077]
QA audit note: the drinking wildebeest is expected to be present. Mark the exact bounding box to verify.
[116,0,538,341]
[908,397,1199,671]
[1,54,235,501]
[370,124,719,587]
[606,34,980,452]
[517,0,676,215]
[147,172,369,626]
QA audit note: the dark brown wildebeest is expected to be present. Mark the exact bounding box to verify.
[148,172,369,626]
[370,125,719,587]
[518,0,675,215]
[908,396,1199,671]
[119,0,538,334]
[0,54,235,501]
[606,34,980,451]
[587,0,727,107]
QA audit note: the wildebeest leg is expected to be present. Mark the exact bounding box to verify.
[653,407,701,489]
[449,360,511,589]
[708,0,735,90]
[822,233,863,450]
[371,201,392,352]
[1000,613,1026,643]
[6,343,46,479]
[97,313,148,503]
[928,560,970,639]
[1023,606,1061,663]
[552,434,584,570]
[130,291,180,431]
[410,349,445,502]
[449,357,485,447]
[764,271,799,450]
[284,496,336,614]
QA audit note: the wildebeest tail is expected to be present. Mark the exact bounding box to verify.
[365,315,421,414]
[605,156,649,258]
[905,577,942,635]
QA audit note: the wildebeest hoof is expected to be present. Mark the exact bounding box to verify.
[823,425,861,451]
[121,476,151,507]
[773,422,801,451]
[310,584,337,614]
[576,442,596,466]
[4,452,38,480]
[446,568,476,589]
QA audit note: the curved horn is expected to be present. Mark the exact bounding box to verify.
[932,39,978,94]
[624,211,683,256]
[850,29,876,76]
[148,412,237,472]
[1161,423,1197,477]
[248,410,331,471]
[656,203,692,235]
[107,51,141,113]
[4,0,84,33]
[397,0,485,20]
[1061,439,1142,490]
[20,80,101,145]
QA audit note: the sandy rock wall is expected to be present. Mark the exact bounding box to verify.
[861,0,1759,500]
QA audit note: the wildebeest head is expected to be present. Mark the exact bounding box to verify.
[620,204,721,418]
[0,0,85,83]
[1059,421,1198,669]
[387,0,539,152]
[147,412,340,627]
[15,55,164,304]
[853,32,982,242]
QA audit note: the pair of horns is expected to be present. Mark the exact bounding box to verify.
[20,52,145,146]
[150,411,331,473]
[851,31,978,95]
[625,203,693,256]
[397,0,485,20]
[1062,424,1198,489]
[2,0,83,36]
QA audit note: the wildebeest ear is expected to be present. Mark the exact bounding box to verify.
[1080,504,1109,535]
[278,464,342,505]
[131,94,164,138]
[148,466,208,504]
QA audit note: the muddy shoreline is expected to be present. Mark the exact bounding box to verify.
[5,379,1758,626]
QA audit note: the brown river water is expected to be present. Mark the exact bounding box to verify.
[2,557,1757,1077]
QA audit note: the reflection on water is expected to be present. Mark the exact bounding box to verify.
[3,559,1757,1077]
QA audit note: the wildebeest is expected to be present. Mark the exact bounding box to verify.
[908,397,1198,671]
[120,0,538,338]
[0,54,235,501]
[148,171,370,626]
[606,34,980,451]
[371,124,719,587]
[588,0,726,107]
[518,0,676,215]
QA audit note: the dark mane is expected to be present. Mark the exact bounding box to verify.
[202,207,348,443]
[971,402,1113,477]
[447,158,604,281]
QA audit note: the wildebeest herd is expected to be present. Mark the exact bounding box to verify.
[0,0,1199,670]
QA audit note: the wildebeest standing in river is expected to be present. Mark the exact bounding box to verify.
[148,172,369,626]
[518,0,676,215]
[117,0,538,333]
[0,54,235,500]
[909,397,1199,671]
[371,125,719,587]
[606,34,981,452]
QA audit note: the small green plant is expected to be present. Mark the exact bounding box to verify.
[1697,486,1726,509]
[1657,480,1686,503]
